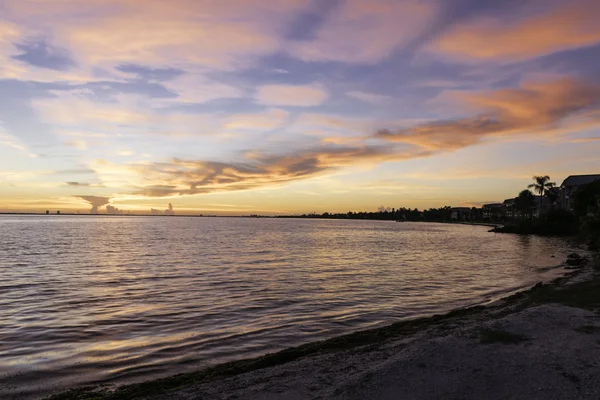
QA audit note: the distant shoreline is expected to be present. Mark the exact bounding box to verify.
[0,212,256,218]
[0,213,503,227]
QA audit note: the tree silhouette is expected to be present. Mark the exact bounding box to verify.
[573,180,600,217]
[545,188,559,210]
[528,175,555,213]
[515,189,536,219]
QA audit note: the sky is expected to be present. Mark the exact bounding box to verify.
[1,0,600,215]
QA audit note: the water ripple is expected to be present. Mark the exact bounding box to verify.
[0,216,573,399]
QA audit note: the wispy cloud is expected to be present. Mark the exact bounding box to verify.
[256,83,328,107]
[570,137,600,143]
[104,144,429,197]
[224,108,290,131]
[346,91,391,104]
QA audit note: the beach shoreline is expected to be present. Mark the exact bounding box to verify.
[46,253,599,400]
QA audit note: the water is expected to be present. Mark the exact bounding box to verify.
[0,216,574,398]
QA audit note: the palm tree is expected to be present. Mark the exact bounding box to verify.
[528,175,555,213]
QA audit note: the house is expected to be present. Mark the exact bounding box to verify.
[502,198,516,219]
[482,203,504,220]
[450,207,472,221]
[559,174,600,211]
[544,187,560,211]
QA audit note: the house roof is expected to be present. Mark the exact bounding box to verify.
[483,203,503,208]
[561,174,600,187]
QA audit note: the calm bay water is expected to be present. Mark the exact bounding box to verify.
[0,216,574,398]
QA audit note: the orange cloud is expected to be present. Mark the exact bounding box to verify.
[114,144,429,197]
[82,78,600,199]
[376,78,600,150]
[430,0,600,61]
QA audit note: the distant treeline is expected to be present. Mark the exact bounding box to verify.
[280,206,456,222]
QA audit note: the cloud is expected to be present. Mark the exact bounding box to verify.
[76,195,111,214]
[31,89,226,138]
[160,72,244,104]
[376,78,600,151]
[66,140,88,150]
[115,64,184,81]
[223,108,290,131]
[12,39,75,71]
[256,83,328,106]
[346,91,391,104]
[294,113,372,133]
[33,92,151,127]
[150,203,175,215]
[106,204,124,214]
[2,0,310,71]
[0,132,38,157]
[125,143,427,197]
[570,137,600,143]
[66,181,104,188]
[288,0,437,63]
[429,0,600,62]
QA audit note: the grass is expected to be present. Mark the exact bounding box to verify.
[479,328,530,344]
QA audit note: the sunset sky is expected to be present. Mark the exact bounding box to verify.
[1,0,600,215]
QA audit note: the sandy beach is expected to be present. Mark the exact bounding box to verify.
[49,255,600,400]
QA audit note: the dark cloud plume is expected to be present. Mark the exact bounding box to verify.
[76,196,110,214]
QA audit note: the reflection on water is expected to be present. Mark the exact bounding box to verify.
[0,216,573,398]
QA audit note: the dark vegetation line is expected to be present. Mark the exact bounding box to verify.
[281,176,600,250]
